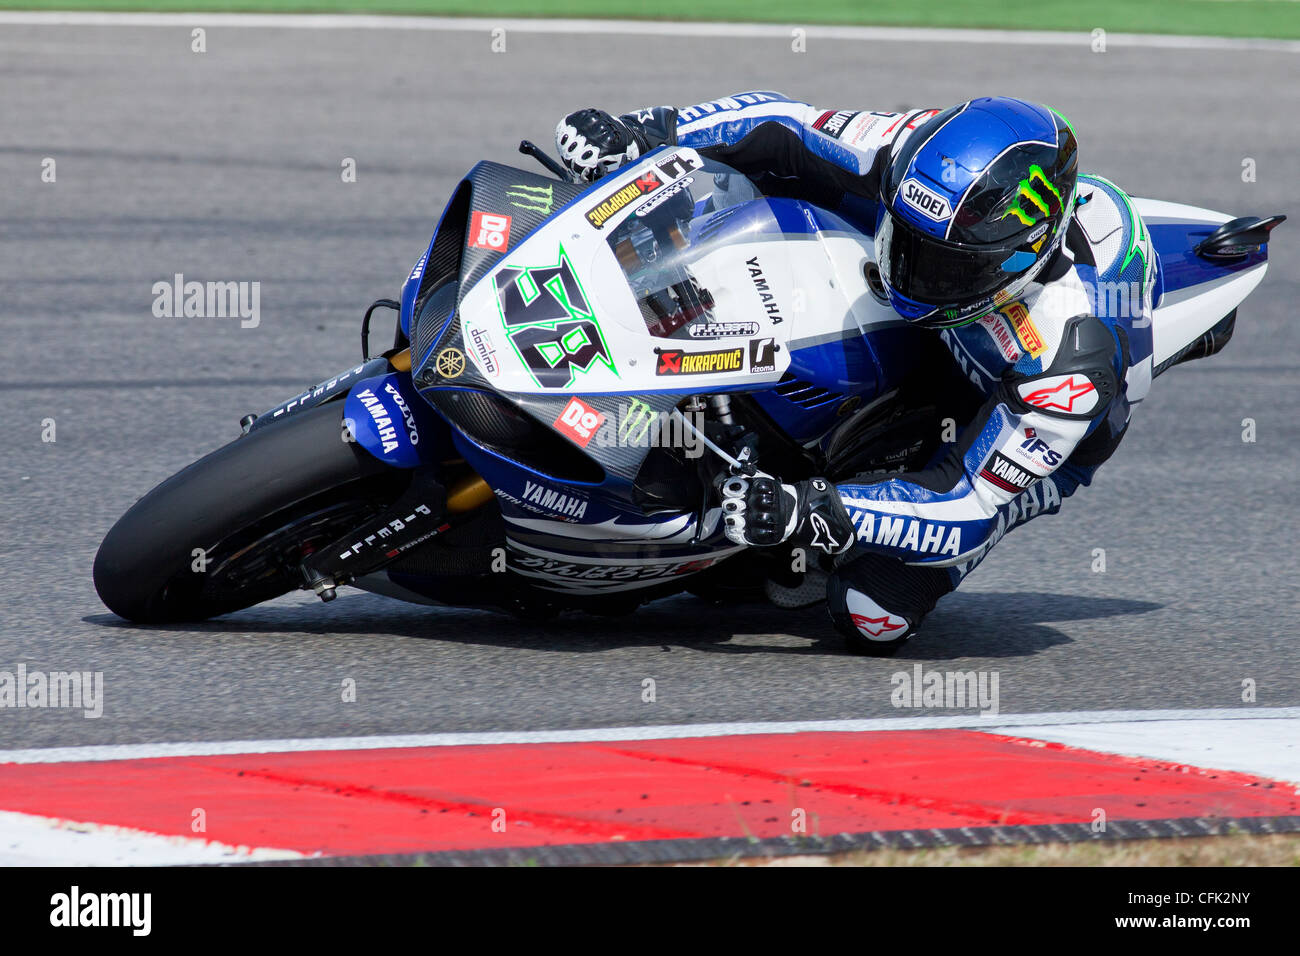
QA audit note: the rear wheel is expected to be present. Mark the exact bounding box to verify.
[93,402,409,623]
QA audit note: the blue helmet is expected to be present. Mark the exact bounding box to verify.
[874,97,1079,329]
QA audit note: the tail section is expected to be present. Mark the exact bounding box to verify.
[1135,198,1284,372]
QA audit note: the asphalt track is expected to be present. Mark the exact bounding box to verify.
[1,18,1298,754]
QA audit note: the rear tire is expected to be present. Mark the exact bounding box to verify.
[93,403,408,624]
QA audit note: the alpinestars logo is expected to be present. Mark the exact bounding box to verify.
[808,512,842,554]
[1021,375,1097,413]
[494,246,616,388]
[851,614,906,638]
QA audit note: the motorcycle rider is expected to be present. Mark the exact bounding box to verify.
[555,93,1156,655]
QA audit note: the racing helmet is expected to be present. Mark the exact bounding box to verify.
[874,97,1078,329]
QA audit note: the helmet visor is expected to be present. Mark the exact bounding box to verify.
[875,209,1032,309]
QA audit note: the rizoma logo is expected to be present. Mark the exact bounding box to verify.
[1000,164,1064,227]
[655,347,744,375]
[656,153,699,179]
[899,178,951,221]
[748,337,778,374]
[585,172,662,229]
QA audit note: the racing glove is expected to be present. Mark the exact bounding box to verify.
[717,473,856,556]
[555,108,650,182]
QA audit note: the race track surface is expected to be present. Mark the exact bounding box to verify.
[2,20,1297,750]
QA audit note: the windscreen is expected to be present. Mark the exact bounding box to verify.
[601,159,777,339]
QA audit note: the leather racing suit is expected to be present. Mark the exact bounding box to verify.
[599,92,1156,645]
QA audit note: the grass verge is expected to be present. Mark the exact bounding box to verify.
[2,0,1299,41]
[673,832,1300,866]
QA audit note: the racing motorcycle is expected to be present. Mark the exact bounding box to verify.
[94,141,1284,627]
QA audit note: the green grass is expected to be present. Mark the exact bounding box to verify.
[5,0,1300,41]
[670,832,1300,867]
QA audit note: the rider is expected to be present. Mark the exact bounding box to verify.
[555,93,1157,655]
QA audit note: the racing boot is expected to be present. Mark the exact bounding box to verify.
[827,552,955,656]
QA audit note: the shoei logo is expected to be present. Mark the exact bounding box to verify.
[899,178,952,221]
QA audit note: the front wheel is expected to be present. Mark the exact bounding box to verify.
[93,403,409,624]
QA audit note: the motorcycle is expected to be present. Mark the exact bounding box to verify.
[93,141,1284,630]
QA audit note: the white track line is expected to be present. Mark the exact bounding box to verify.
[0,810,304,866]
[998,719,1300,785]
[0,13,1297,53]
[3,707,1299,765]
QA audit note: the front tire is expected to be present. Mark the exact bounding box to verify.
[94,402,408,624]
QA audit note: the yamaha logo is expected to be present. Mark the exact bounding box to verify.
[899,178,952,221]
[434,348,465,379]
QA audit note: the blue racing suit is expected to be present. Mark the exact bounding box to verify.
[617,92,1157,639]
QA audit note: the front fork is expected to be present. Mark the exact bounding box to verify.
[298,465,494,602]
[239,346,496,602]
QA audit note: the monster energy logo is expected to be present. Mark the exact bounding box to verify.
[1000,164,1063,227]
[619,398,657,444]
[507,184,555,215]
[601,398,702,457]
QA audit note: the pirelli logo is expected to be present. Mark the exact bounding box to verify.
[655,347,744,376]
[1002,301,1046,358]
[585,172,663,229]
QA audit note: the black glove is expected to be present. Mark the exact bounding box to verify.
[555,108,650,182]
[716,473,855,555]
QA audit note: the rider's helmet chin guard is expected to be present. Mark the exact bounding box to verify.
[874,97,1079,330]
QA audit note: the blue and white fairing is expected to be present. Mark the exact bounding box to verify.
[401,147,921,593]
[380,145,1277,598]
